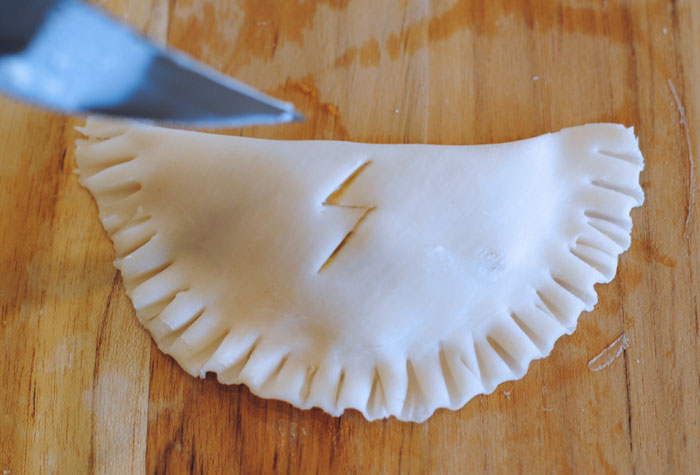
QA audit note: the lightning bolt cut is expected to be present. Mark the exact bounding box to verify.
[318,160,375,273]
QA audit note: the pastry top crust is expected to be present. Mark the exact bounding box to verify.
[76,120,644,421]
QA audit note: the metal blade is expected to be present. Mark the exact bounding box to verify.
[0,0,302,128]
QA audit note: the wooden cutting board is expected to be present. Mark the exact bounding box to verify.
[2,0,698,473]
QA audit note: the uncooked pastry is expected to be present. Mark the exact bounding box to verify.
[75,120,644,422]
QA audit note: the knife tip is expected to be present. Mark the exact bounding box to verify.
[289,109,305,123]
[275,107,305,124]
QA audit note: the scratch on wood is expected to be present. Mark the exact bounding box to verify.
[59,148,66,172]
[668,79,695,239]
[88,272,121,474]
[622,348,636,468]
[188,438,196,473]
[540,384,555,412]
[588,333,629,371]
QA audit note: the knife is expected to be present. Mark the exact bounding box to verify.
[0,0,303,128]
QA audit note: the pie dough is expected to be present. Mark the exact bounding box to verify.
[76,120,644,422]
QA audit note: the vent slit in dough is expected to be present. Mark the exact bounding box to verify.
[215,334,262,383]
[117,231,156,261]
[147,295,204,337]
[261,354,290,391]
[591,179,644,202]
[535,290,568,327]
[187,327,230,376]
[114,227,157,261]
[507,311,546,354]
[300,365,319,404]
[93,180,142,202]
[366,368,382,415]
[111,212,152,241]
[334,370,346,407]
[401,359,424,420]
[485,336,521,376]
[319,160,375,272]
[570,243,615,278]
[585,209,633,232]
[472,343,490,386]
[597,149,643,165]
[135,293,181,323]
[551,275,596,307]
[75,120,644,422]
[456,345,482,383]
[438,345,460,407]
[126,259,173,292]
[156,307,206,347]
[586,218,631,249]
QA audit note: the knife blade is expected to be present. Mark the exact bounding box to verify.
[0,0,303,128]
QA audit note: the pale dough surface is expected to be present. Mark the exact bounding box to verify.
[76,120,644,421]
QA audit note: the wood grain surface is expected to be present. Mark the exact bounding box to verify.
[1,0,699,473]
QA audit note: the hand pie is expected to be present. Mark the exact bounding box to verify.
[76,120,644,422]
